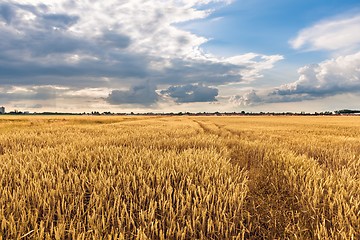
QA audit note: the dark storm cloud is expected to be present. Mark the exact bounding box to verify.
[0,3,14,24]
[155,59,243,85]
[26,31,84,56]
[0,54,147,80]
[106,82,159,106]
[101,31,131,49]
[0,23,147,87]
[0,2,246,86]
[161,84,218,103]
[13,103,43,109]
[0,86,60,104]
[0,2,139,84]
[271,84,360,98]
[0,0,283,108]
[42,14,79,29]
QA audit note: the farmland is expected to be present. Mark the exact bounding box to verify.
[0,116,359,239]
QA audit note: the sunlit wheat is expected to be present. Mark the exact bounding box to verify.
[0,116,359,239]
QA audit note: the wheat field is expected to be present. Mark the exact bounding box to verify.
[0,115,359,239]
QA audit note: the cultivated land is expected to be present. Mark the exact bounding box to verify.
[0,116,359,239]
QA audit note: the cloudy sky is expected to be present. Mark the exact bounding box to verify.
[1,0,360,113]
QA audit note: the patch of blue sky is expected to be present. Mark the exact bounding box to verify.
[182,0,360,60]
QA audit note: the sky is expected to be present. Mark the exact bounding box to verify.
[1,0,360,113]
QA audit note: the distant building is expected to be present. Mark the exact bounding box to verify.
[0,106,5,114]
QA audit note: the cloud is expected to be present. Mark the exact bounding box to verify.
[106,82,159,106]
[226,53,284,81]
[0,0,282,109]
[161,84,218,103]
[0,86,60,104]
[13,103,43,109]
[231,51,360,105]
[230,90,262,106]
[290,13,360,52]
[154,58,243,85]
[100,31,131,49]
[0,3,14,24]
[42,13,79,29]
[152,53,283,86]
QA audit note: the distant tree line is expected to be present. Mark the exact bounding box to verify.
[334,109,360,114]
[2,109,360,116]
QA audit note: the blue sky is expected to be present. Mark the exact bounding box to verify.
[186,0,359,65]
[1,0,360,112]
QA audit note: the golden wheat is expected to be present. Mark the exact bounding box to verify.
[0,115,359,239]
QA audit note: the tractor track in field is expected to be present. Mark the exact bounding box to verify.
[192,118,304,239]
[192,119,234,137]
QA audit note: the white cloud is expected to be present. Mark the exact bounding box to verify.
[231,51,360,105]
[290,13,360,53]
[65,88,110,98]
[226,53,284,81]
[229,90,261,106]
[0,0,282,108]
